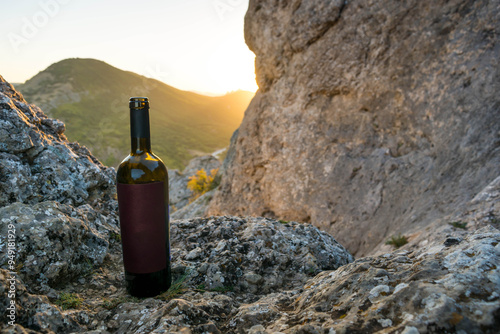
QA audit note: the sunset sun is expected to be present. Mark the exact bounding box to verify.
[207,37,258,94]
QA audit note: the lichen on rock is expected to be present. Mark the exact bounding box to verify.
[208,0,500,258]
[0,201,118,292]
[1,0,500,332]
[0,75,115,208]
[170,216,353,293]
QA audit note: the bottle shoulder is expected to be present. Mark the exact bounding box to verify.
[117,152,168,184]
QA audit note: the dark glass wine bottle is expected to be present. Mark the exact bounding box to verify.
[116,97,171,297]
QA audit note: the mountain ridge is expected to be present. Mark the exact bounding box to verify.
[17,58,254,169]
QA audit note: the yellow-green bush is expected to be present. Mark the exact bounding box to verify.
[187,168,220,200]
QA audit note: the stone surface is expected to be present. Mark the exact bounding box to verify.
[0,269,83,333]
[372,174,500,256]
[0,75,116,209]
[207,0,500,256]
[0,201,119,292]
[169,155,221,212]
[170,216,353,293]
[1,73,499,334]
[0,215,353,333]
[171,189,216,220]
[2,220,498,333]
[232,226,500,333]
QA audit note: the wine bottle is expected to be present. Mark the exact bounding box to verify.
[116,97,171,297]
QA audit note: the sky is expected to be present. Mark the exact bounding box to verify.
[0,0,257,95]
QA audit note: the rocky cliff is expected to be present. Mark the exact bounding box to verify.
[1,69,500,331]
[207,0,500,256]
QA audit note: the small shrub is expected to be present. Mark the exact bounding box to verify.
[210,285,234,293]
[157,272,190,301]
[385,234,408,249]
[110,231,121,242]
[187,168,220,200]
[55,293,82,310]
[449,221,467,229]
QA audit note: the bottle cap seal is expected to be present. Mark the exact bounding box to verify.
[129,97,149,109]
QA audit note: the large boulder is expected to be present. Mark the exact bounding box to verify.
[0,201,118,292]
[0,75,115,209]
[170,216,353,294]
[0,75,121,297]
[207,0,500,256]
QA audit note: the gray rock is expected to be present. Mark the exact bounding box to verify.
[169,155,221,212]
[243,226,500,333]
[0,215,353,333]
[171,189,216,220]
[0,201,119,291]
[182,155,221,177]
[5,224,494,334]
[375,175,500,256]
[0,75,116,209]
[170,216,354,293]
[0,269,83,333]
[208,0,500,257]
[0,75,121,294]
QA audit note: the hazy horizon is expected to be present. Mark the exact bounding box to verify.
[0,0,258,95]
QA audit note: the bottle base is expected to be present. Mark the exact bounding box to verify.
[125,268,171,298]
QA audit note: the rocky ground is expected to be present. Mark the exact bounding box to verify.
[1,212,498,333]
[1,0,500,330]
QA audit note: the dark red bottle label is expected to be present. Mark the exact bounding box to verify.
[117,182,167,274]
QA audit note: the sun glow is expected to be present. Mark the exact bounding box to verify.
[0,0,258,95]
[207,38,258,95]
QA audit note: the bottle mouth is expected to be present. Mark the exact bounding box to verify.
[129,97,149,109]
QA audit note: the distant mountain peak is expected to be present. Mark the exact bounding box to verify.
[17,58,254,169]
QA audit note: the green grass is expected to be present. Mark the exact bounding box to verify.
[449,221,467,229]
[109,231,121,242]
[385,234,408,249]
[157,272,190,301]
[209,285,234,293]
[55,293,83,310]
[18,58,254,170]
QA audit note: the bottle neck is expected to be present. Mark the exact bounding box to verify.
[131,137,151,154]
[130,108,151,154]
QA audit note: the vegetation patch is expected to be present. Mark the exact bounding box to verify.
[109,231,121,242]
[449,221,467,229]
[102,296,140,310]
[157,272,190,301]
[385,234,408,249]
[55,292,83,310]
[187,168,220,200]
